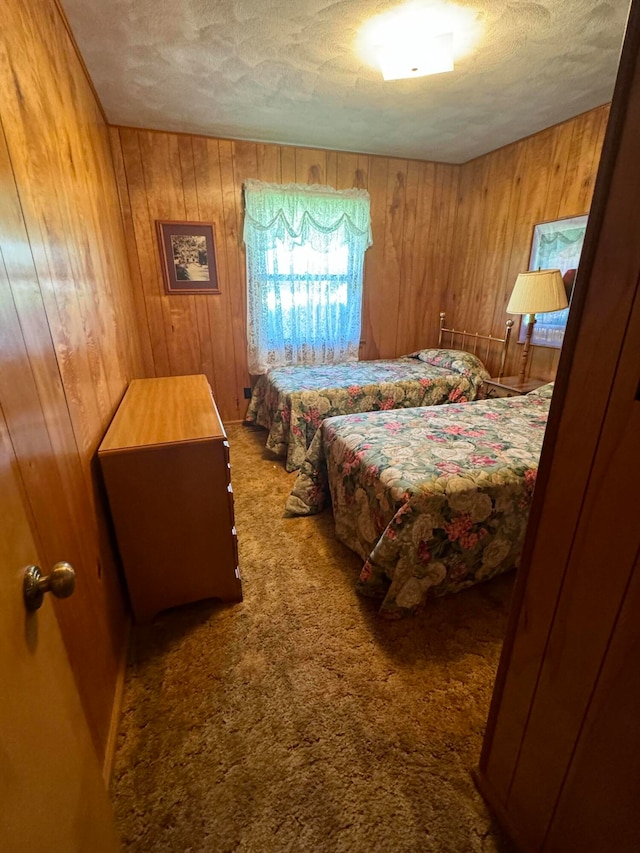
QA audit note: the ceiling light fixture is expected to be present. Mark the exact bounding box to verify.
[375,31,454,81]
[359,1,482,82]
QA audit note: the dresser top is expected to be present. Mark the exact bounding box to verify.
[99,375,225,452]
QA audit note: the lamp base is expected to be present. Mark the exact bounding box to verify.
[519,315,536,384]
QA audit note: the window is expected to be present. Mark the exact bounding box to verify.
[243,180,372,374]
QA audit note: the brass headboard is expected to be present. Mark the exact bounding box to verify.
[438,312,513,379]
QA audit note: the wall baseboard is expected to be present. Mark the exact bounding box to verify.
[471,766,529,852]
[102,616,131,786]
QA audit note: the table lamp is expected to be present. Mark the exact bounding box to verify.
[507,269,569,383]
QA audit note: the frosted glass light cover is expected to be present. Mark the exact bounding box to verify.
[375,32,454,81]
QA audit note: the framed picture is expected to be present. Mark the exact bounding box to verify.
[156,221,220,294]
[519,213,588,348]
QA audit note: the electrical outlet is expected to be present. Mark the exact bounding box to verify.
[243,387,252,399]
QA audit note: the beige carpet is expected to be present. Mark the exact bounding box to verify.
[111,423,515,852]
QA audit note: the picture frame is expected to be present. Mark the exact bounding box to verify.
[156,221,220,295]
[519,213,588,348]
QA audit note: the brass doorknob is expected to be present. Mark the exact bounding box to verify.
[23,561,76,612]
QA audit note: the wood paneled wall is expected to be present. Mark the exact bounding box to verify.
[110,127,460,421]
[112,106,608,413]
[0,0,142,759]
[0,0,614,779]
[476,11,640,846]
[445,105,610,379]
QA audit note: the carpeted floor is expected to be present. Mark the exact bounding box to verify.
[111,423,515,852]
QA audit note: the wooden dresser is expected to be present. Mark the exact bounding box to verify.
[98,375,242,622]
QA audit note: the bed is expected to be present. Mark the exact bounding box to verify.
[245,314,512,472]
[285,384,553,616]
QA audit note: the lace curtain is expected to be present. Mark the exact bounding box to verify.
[243,179,372,374]
[537,226,586,267]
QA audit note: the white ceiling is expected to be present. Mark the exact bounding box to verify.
[61,0,629,163]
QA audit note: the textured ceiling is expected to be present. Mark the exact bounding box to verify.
[61,0,629,162]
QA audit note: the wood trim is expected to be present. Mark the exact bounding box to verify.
[102,616,131,785]
[50,0,108,124]
[112,107,613,168]
[111,123,457,167]
[471,768,530,853]
[461,102,612,166]
[109,126,157,376]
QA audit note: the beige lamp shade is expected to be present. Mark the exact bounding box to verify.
[506,269,569,315]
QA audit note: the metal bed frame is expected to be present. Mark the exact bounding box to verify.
[438,312,513,379]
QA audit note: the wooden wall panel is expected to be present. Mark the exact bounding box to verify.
[111,128,460,419]
[0,0,142,759]
[0,0,612,783]
[446,105,609,379]
[544,552,640,852]
[476,10,640,847]
[112,109,606,409]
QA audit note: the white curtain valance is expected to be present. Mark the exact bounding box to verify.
[243,179,372,244]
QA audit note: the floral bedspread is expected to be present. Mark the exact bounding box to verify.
[245,349,489,472]
[286,387,552,616]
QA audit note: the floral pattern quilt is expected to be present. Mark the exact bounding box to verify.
[245,350,489,472]
[286,387,553,616]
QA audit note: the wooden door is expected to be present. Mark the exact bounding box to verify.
[475,2,640,849]
[0,406,120,852]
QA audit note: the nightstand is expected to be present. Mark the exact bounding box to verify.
[480,375,548,399]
